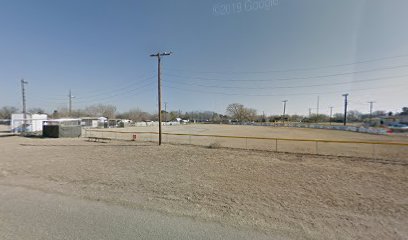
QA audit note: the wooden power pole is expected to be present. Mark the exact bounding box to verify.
[21,79,28,132]
[150,52,172,145]
[342,93,349,126]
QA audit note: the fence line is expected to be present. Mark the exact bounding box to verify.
[84,129,408,147]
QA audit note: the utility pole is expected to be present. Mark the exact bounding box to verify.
[368,101,375,122]
[282,100,288,123]
[21,79,28,132]
[164,102,168,122]
[329,106,334,125]
[316,96,320,123]
[150,51,172,146]
[68,89,75,117]
[342,93,349,126]
[308,108,312,118]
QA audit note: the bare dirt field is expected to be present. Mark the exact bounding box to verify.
[0,136,407,239]
[87,124,408,160]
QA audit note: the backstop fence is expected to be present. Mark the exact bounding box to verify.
[83,129,408,161]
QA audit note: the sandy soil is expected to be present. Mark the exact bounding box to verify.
[0,136,407,239]
[87,124,408,160]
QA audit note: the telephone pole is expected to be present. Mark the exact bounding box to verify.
[342,93,349,126]
[329,106,334,125]
[150,51,172,146]
[21,79,28,132]
[68,89,75,117]
[368,101,375,122]
[282,100,288,123]
[164,102,168,122]
[316,96,320,123]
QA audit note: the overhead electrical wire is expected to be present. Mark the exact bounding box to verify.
[163,83,405,97]
[163,74,408,90]
[162,64,408,82]
[163,53,408,74]
[73,81,156,104]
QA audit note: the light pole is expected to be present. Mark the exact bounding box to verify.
[150,52,172,145]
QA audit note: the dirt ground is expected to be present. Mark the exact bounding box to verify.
[0,136,407,239]
[87,124,408,160]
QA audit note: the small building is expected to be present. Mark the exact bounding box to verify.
[80,117,100,128]
[43,119,81,138]
[11,113,48,133]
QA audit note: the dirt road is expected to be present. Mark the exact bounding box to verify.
[0,136,407,239]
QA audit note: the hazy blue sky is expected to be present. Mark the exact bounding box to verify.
[1,0,407,116]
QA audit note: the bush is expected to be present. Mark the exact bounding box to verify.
[208,142,221,149]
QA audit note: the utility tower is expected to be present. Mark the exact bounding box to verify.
[342,94,349,126]
[150,51,172,146]
[21,79,28,132]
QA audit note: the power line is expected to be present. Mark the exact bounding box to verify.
[163,83,405,97]
[75,75,156,100]
[163,74,408,90]
[163,64,408,82]
[73,81,156,104]
[163,53,408,74]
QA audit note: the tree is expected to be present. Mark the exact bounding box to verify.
[401,107,408,115]
[0,106,18,119]
[84,104,117,119]
[226,103,256,122]
[347,110,363,122]
[28,107,46,114]
[226,103,245,121]
[117,108,152,122]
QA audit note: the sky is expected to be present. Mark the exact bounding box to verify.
[0,0,407,116]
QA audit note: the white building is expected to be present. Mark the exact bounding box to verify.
[11,113,48,133]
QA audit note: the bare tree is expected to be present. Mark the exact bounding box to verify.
[117,108,152,122]
[84,104,117,119]
[226,103,246,122]
[0,106,18,119]
[28,107,46,114]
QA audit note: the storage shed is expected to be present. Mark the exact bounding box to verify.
[42,119,82,138]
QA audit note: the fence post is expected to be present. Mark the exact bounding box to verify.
[275,139,278,152]
[372,144,376,159]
